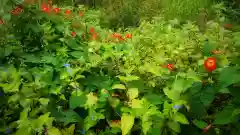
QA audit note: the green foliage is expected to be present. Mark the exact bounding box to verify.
[1,0,240,135]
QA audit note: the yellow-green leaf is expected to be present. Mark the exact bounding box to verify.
[127,88,139,101]
[112,84,126,90]
[121,115,135,135]
[173,112,189,124]
[48,127,62,135]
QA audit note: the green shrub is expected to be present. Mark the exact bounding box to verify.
[1,1,240,135]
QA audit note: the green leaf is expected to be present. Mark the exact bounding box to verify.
[172,78,194,93]
[190,82,202,94]
[67,39,82,50]
[163,87,181,101]
[213,105,235,124]
[200,86,215,106]
[167,121,181,133]
[203,40,215,56]
[127,88,139,101]
[218,67,240,89]
[112,84,126,90]
[48,127,62,135]
[173,112,189,124]
[121,115,135,135]
[192,119,208,129]
[144,94,164,105]
[69,95,87,109]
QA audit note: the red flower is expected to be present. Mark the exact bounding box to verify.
[0,20,4,24]
[91,33,98,40]
[41,3,50,13]
[118,36,124,41]
[204,57,217,72]
[72,32,77,37]
[53,8,60,13]
[11,6,23,15]
[211,50,222,54]
[65,9,71,15]
[125,33,132,38]
[167,64,174,70]
[203,124,212,133]
[89,27,95,34]
[223,23,232,29]
[111,33,121,38]
[79,12,84,17]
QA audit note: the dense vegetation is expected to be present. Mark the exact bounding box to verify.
[1,0,240,135]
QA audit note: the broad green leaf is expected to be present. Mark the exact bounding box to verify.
[200,86,215,106]
[142,121,152,135]
[203,40,216,56]
[131,99,142,109]
[121,115,135,135]
[118,75,139,82]
[163,87,181,101]
[85,92,98,107]
[218,67,240,89]
[213,105,235,124]
[48,127,62,135]
[69,95,87,109]
[172,78,193,93]
[144,94,164,105]
[192,119,208,129]
[127,88,139,101]
[167,121,181,133]
[112,84,126,90]
[173,112,189,124]
[190,82,202,94]
[61,124,75,135]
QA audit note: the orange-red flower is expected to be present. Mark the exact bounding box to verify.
[211,50,222,54]
[11,6,23,15]
[204,57,217,72]
[118,36,124,41]
[125,33,132,38]
[41,3,50,13]
[167,64,174,70]
[0,20,4,24]
[65,9,71,15]
[111,33,121,38]
[79,12,84,17]
[91,33,98,40]
[72,32,77,37]
[223,23,232,29]
[89,27,95,34]
[53,7,60,13]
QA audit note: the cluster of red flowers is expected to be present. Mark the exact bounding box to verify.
[11,6,23,15]
[111,33,132,41]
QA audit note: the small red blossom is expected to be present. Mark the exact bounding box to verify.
[211,50,222,54]
[65,9,71,15]
[223,23,232,29]
[118,36,124,41]
[112,120,120,124]
[203,124,212,133]
[91,33,98,40]
[204,57,217,72]
[11,6,23,15]
[111,33,121,38]
[125,33,132,38]
[0,20,4,24]
[167,64,174,70]
[79,12,84,17]
[53,8,60,13]
[41,3,50,13]
[89,27,95,34]
[72,32,77,37]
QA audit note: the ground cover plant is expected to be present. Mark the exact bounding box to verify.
[1,0,240,135]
